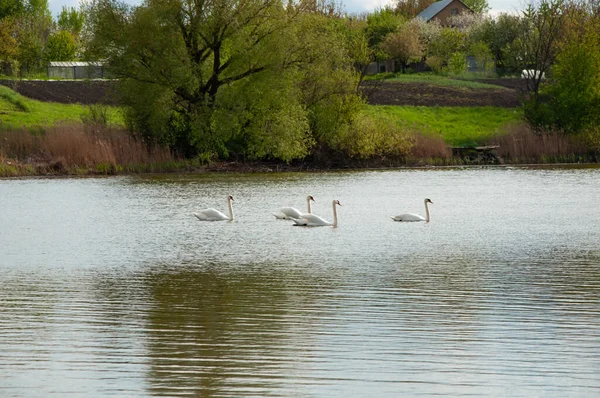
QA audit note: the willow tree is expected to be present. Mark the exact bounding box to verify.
[85,0,343,160]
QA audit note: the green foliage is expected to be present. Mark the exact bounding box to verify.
[0,0,24,19]
[534,12,600,133]
[85,0,363,162]
[0,17,19,62]
[337,110,413,158]
[365,8,404,58]
[380,23,423,72]
[394,0,435,19]
[340,18,372,81]
[448,52,467,75]
[461,0,490,14]
[427,27,466,73]
[44,30,76,62]
[468,13,526,71]
[469,41,495,75]
[425,56,443,74]
[57,6,84,35]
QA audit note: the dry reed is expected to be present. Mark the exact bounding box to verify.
[0,123,179,175]
[409,133,452,160]
[487,123,590,163]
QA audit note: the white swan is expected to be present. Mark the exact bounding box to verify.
[293,199,341,227]
[392,198,433,223]
[272,195,315,219]
[193,195,234,221]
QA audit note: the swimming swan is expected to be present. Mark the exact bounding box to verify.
[273,195,315,219]
[392,198,433,223]
[293,200,341,227]
[194,195,234,221]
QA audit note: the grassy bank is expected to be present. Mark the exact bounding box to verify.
[365,105,523,147]
[365,72,509,89]
[0,85,123,128]
[0,85,597,176]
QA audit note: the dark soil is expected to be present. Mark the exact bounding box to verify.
[361,79,526,108]
[0,79,119,105]
[1,78,525,108]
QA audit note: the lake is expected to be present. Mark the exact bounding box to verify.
[1,166,599,397]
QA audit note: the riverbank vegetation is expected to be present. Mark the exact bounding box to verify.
[1,0,599,175]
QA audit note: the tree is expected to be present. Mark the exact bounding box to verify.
[394,0,434,19]
[380,22,423,73]
[365,7,404,58]
[462,0,489,14]
[468,13,526,71]
[340,18,372,89]
[545,7,600,132]
[45,30,77,61]
[0,0,24,19]
[57,6,85,35]
[84,0,361,161]
[0,17,18,63]
[508,0,567,99]
[428,27,466,62]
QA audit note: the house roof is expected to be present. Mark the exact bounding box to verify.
[417,0,472,22]
[48,62,103,67]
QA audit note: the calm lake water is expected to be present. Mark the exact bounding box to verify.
[1,166,599,397]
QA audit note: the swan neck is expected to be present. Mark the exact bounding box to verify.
[227,197,234,221]
[424,200,430,223]
[307,197,312,214]
[332,200,338,227]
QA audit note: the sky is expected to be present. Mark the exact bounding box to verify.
[48,0,526,19]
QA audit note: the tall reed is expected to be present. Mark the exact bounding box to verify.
[487,123,591,163]
[0,123,182,175]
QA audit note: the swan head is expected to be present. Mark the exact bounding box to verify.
[333,200,342,206]
[425,198,433,204]
[308,195,315,202]
[228,195,234,201]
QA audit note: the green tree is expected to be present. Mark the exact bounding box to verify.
[339,18,372,88]
[509,0,567,98]
[44,30,77,61]
[365,7,404,59]
[0,17,18,62]
[428,27,466,64]
[394,0,434,19]
[57,6,85,35]
[380,22,423,73]
[462,0,489,14]
[0,0,25,19]
[468,13,525,71]
[84,0,361,161]
[545,10,600,132]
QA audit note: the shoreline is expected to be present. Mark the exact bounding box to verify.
[2,159,599,179]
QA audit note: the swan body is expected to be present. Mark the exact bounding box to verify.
[293,200,341,227]
[273,195,315,219]
[194,195,234,221]
[392,198,433,223]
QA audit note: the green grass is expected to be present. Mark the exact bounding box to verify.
[366,105,524,147]
[365,72,510,90]
[0,85,124,128]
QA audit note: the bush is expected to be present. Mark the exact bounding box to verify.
[448,52,467,75]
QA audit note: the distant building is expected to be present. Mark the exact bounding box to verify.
[47,62,106,79]
[365,0,476,75]
[416,0,473,26]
